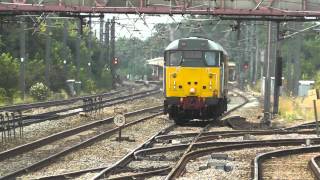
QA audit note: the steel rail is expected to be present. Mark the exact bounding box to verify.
[0,109,164,179]
[0,89,126,112]
[0,105,162,161]
[134,138,320,158]
[310,155,320,180]
[166,140,320,179]
[1,4,320,18]
[155,129,315,142]
[107,167,172,180]
[283,122,317,131]
[90,125,176,180]
[253,145,320,180]
[165,118,212,179]
[37,127,173,180]
[36,166,109,180]
[0,88,160,128]
[155,130,267,142]
[197,130,316,142]
[92,89,249,179]
[165,89,249,179]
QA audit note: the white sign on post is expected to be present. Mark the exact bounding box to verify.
[114,114,126,127]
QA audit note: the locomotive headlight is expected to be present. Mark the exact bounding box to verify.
[190,88,196,94]
[172,73,177,78]
[208,73,213,79]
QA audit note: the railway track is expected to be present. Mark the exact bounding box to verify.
[84,90,250,179]
[0,105,163,179]
[255,145,320,180]
[0,88,160,130]
[90,89,320,180]
[0,89,126,112]
[4,88,319,179]
[15,90,245,179]
[310,154,320,179]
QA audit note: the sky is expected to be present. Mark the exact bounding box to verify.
[93,14,184,40]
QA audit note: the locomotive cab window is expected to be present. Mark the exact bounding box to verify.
[166,50,221,67]
[181,51,205,67]
[204,51,220,66]
[168,51,182,66]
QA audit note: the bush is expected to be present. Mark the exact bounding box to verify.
[84,79,96,94]
[30,82,50,101]
[315,71,320,90]
[51,89,69,100]
[0,88,7,104]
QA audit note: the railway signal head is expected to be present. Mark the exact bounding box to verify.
[243,62,249,70]
[112,57,119,65]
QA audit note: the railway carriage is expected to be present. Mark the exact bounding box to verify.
[163,37,229,124]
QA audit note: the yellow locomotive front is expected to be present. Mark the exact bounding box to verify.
[163,37,228,124]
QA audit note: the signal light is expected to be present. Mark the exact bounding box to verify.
[243,62,249,70]
[112,57,119,65]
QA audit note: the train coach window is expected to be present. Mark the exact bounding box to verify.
[205,52,220,66]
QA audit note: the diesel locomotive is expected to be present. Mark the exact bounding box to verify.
[163,37,229,124]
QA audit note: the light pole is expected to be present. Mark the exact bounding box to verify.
[88,62,92,79]
[63,60,67,79]
[19,18,26,101]
[20,57,25,101]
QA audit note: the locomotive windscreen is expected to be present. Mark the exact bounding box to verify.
[166,51,220,67]
[183,51,202,59]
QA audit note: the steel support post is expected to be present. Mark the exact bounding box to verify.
[45,19,52,88]
[110,17,116,88]
[236,22,244,90]
[19,18,26,101]
[287,36,293,94]
[314,99,320,137]
[263,21,272,125]
[88,16,93,79]
[105,20,110,67]
[244,24,250,85]
[98,14,104,70]
[253,24,259,84]
[249,23,255,84]
[63,20,68,79]
[76,18,81,92]
[273,22,281,114]
[292,22,302,96]
[99,15,104,43]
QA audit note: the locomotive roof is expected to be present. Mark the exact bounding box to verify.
[165,37,228,55]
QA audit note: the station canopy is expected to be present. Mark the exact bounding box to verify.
[146,57,164,68]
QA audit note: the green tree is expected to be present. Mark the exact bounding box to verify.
[0,53,19,100]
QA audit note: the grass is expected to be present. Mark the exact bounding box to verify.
[279,95,317,122]
[0,87,112,107]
